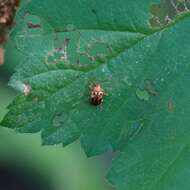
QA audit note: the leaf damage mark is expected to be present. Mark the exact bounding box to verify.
[23,83,32,96]
[129,121,145,140]
[52,30,113,67]
[27,22,41,29]
[46,38,70,64]
[76,38,112,64]
[136,89,149,101]
[167,98,175,113]
[62,38,70,60]
[149,0,190,27]
[144,80,159,96]
[9,80,32,96]
[76,38,96,63]
[136,80,159,101]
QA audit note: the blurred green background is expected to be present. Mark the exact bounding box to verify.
[0,63,113,190]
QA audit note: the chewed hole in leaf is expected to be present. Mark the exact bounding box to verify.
[45,38,70,64]
[149,0,190,27]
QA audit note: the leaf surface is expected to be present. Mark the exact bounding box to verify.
[2,0,190,189]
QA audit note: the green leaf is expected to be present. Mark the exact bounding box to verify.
[2,0,190,189]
